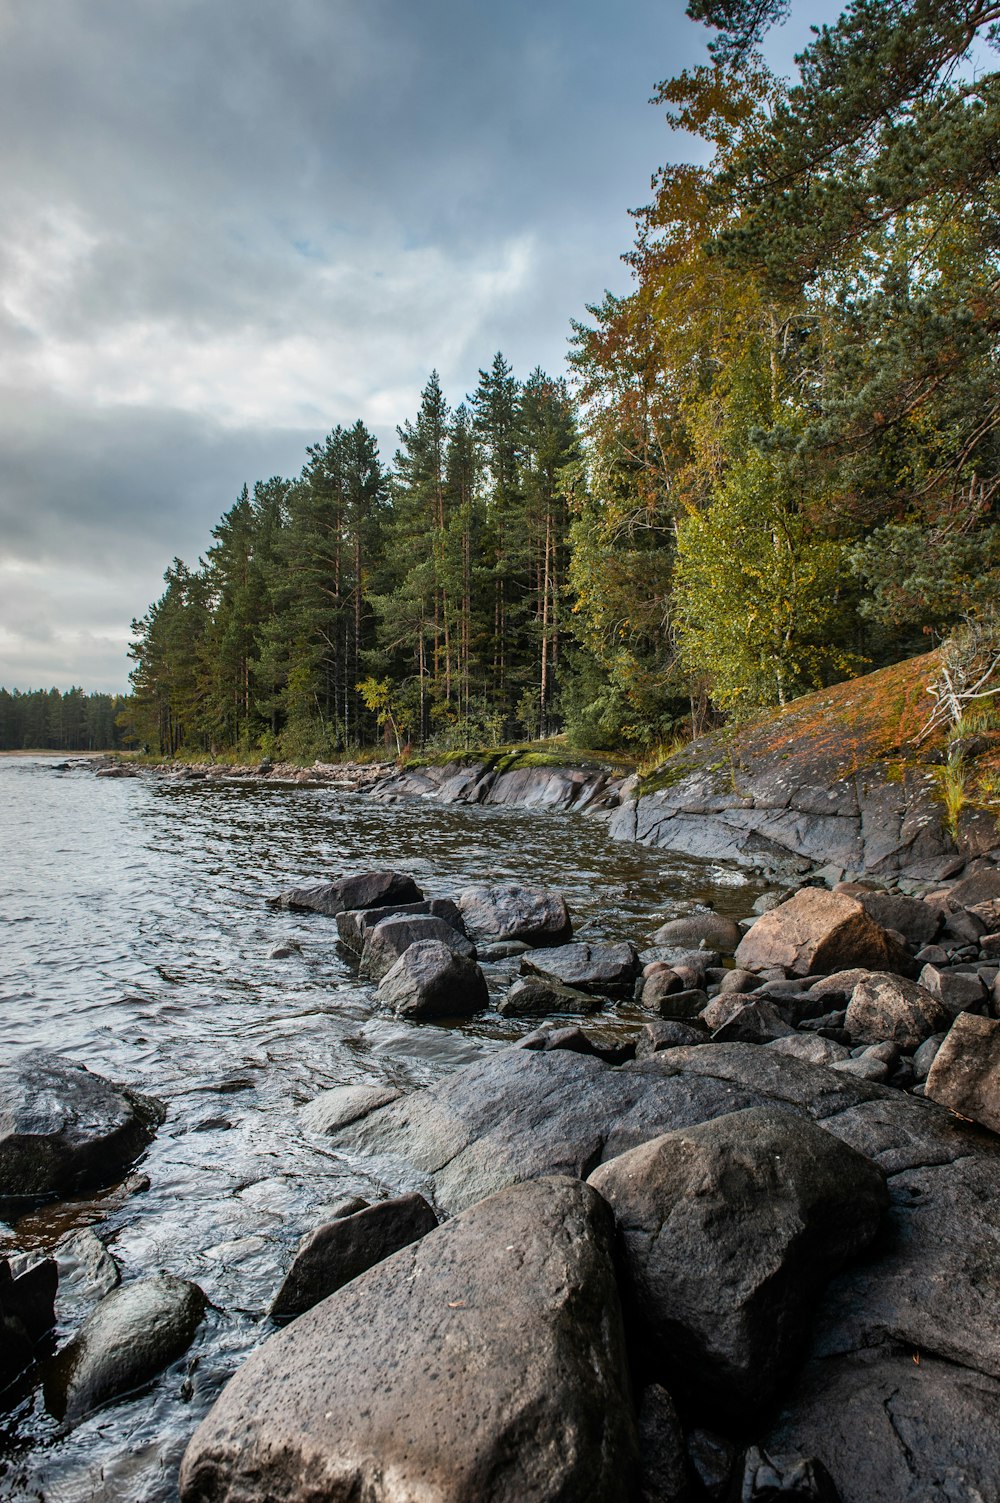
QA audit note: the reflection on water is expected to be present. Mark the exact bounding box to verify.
[0,756,763,1501]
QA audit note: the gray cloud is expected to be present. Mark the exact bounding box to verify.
[0,0,841,691]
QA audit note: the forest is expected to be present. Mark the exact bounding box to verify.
[119,0,1000,761]
[0,688,129,752]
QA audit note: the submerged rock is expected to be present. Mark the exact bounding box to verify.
[0,1050,164,1199]
[180,1177,638,1503]
[270,1192,438,1322]
[588,1106,887,1420]
[45,1273,205,1422]
[299,1083,404,1136]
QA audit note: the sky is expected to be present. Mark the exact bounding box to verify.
[0,0,843,693]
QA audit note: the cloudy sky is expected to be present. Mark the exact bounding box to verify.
[0,0,840,692]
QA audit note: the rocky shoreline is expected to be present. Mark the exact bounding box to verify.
[6,851,1000,1499]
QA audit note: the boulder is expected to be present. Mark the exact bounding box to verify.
[764,1349,1000,1503]
[268,870,423,916]
[925,1012,1000,1134]
[1,1255,57,1395]
[736,1447,839,1502]
[498,975,602,1017]
[806,969,874,1005]
[45,1274,205,1423]
[0,1050,165,1199]
[588,1106,887,1420]
[651,913,744,955]
[270,1193,438,1322]
[734,889,912,979]
[946,869,1000,911]
[637,1385,689,1503]
[635,1021,708,1057]
[54,1228,120,1329]
[718,968,761,996]
[520,942,641,1000]
[767,1034,851,1067]
[376,941,488,1020]
[912,1033,946,1082]
[686,1430,738,1500]
[180,1177,638,1503]
[710,1000,796,1044]
[835,885,941,947]
[844,974,951,1051]
[917,963,988,1016]
[299,1083,404,1136]
[360,915,477,981]
[336,898,465,955]
[457,883,572,947]
[640,976,708,1019]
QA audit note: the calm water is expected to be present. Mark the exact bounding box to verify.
[0,755,763,1502]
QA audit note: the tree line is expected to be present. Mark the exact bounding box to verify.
[127,0,1000,757]
[0,688,129,751]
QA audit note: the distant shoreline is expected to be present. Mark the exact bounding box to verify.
[0,749,112,758]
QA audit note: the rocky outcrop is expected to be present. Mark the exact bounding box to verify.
[0,1050,164,1199]
[180,1177,637,1503]
[45,1274,205,1423]
[588,1106,887,1420]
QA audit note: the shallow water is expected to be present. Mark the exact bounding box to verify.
[0,755,765,1501]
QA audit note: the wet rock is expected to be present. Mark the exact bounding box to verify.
[737,1446,840,1502]
[270,1192,438,1322]
[299,1083,404,1136]
[844,973,951,1051]
[268,869,423,917]
[457,882,572,947]
[635,1021,708,1057]
[267,941,300,959]
[0,1049,165,1199]
[651,913,744,955]
[376,940,487,1020]
[734,889,912,979]
[498,974,602,1017]
[637,1384,689,1503]
[45,1273,205,1422]
[925,1012,1000,1133]
[640,977,708,1019]
[520,941,641,1000]
[767,1034,851,1066]
[180,1177,638,1503]
[360,914,477,981]
[917,962,987,1016]
[1,1255,57,1394]
[588,1106,887,1420]
[335,898,466,955]
[54,1228,120,1327]
[763,1349,1000,1503]
[710,1000,795,1044]
[477,939,532,960]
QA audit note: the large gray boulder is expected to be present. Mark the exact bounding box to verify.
[457,883,572,947]
[336,898,465,955]
[520,941,640,1000]
[0,1050,164,1199]
[361,915,477,981]
[180,1177,638,1503]
[844,973,951,1051]
[45,1274,205,1423]
[735,889,912,978]
[268,870,423,917]
[498,975,602,1017]
[376,940,488,1019]
[588,1107,887,1420]
[835,884,941,947]
[270,1193,438,1322]
[926,1012,1000,1134]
